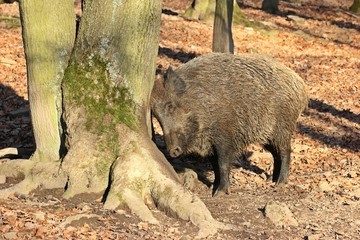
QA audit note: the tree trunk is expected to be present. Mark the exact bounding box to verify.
[19,0,75,162]
[212,0,234,53]
[261,0,280,14]
[60,0,169,198]
[350,0,360,14]
[0,0,227,236]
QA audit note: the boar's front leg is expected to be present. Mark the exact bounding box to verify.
[211,144,236,197]
[208,153,221,196]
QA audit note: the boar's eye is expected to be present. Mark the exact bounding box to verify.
[164,102,175,114]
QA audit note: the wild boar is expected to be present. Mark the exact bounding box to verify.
[151,53,308,196]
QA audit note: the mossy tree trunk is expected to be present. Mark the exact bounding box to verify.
[20,0,75,162]
[350,0,360,14]
[261,0,280,14]
[60,0,166,198]
[0,0,226,236]
[212,0,234,53]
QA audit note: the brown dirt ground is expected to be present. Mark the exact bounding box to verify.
[0,0,359,239]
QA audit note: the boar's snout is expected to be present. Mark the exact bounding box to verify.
[169,146,183,158]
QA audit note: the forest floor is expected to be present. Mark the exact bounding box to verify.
[0,0,359,239]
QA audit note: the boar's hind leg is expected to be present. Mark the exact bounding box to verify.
[211,145,234,197]
[264,140,291,185]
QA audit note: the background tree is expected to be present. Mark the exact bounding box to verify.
[0,0,226,236]
[350,0,360,14]
[212,0,234,53]
[261,0,280,14]
[185,0,242,53]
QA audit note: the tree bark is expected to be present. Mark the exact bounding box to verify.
[261,0,280,14]
[19,0,75,162]
[212,0,234,53]
[60,0,168,198]
[350,0,360,14]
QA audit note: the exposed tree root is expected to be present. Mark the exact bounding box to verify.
[60,139,110,199]
[0,157,66,198]
[104,136,231,237]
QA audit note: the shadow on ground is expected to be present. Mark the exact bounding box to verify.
[298,98,359,153]
[0,84,34,158]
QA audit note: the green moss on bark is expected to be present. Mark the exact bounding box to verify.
[95,155,113,177]
[63,56,137,133]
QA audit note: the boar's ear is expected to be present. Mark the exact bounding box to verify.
[151,78,164,104]
[164,66,186,94]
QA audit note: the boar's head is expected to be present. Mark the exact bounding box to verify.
[151,67,199,158]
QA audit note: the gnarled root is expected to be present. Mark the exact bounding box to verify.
[103,138,231,238]
[0,157,66,198]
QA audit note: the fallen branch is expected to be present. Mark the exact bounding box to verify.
[0,147,18,157]
[340,8,360,18]
[0,147,34,158]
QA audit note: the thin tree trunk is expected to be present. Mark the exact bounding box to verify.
[212,0,234,53]
[19,0,75,161]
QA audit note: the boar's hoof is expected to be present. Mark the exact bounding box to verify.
[275,179,288,186]
[212,185,230,197]
[169,146,183,158]
[274,173,288,185]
